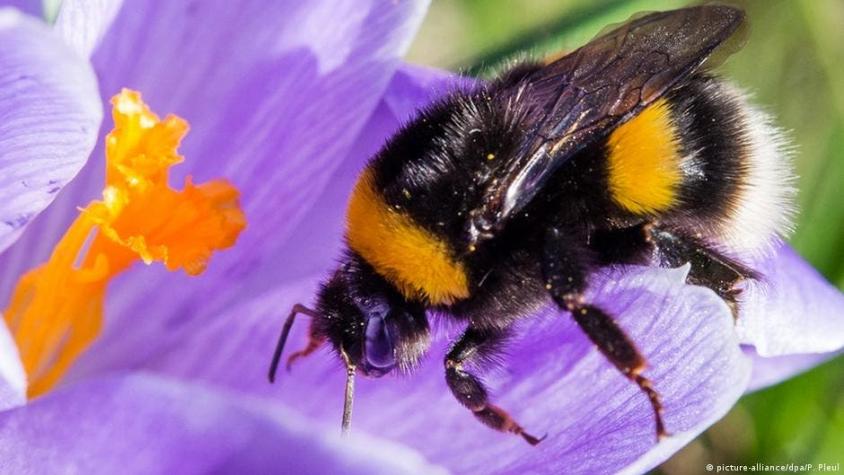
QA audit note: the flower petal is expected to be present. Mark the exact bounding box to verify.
[0,318,25,410]
[0,372,445,475]
[0,1,40,17]
[91,0,429,258]
[0,0,430,339]
[0,8,101,253]
[737,244,844,356]
[74,265,748,474]
[54,0,123,57]
[744,346,841,392]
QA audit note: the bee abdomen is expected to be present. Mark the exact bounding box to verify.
[668,76,795,257]
[603,74,795,257]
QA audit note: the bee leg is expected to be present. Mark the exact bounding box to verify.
[543,226,668,440]
[568,304,666,440]
[648,225,759,319]
[591,223,758,319]
[286,330,325,371]
[445,327,546,445]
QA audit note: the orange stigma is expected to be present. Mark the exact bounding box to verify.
[2,89,247,398]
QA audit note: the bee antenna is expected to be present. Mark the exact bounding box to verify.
[339,345,356,436]
[268,303,318,383]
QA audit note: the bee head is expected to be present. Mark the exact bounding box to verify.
[313,254,430,377]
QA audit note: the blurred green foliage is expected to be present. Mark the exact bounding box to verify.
[408,1,844,472]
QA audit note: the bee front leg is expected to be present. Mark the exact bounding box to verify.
[445,327,545,445]
[543,226,668,440]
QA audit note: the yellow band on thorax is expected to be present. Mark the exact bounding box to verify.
[346,169,469,305]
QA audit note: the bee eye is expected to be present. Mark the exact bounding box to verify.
[364,314,396,372]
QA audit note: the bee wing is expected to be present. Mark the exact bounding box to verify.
[467,5,745,245]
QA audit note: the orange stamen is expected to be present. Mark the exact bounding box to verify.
[2,89,247,398]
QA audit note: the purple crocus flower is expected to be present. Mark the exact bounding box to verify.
[0,1,842,474]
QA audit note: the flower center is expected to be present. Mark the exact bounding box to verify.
[2,90,247,398]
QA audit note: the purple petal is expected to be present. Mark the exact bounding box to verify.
[737,244,844,356]
[92,0,429,256]
[95,264,748,474]
[54,0,123,57]
[744,346,841,392]
[0,8,101,253]
[382,64,475,122]
[0,320,25,410]
[0,1,40,16]
[0,372,444,475]
[0,0,430,339]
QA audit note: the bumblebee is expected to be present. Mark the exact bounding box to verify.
[269,5,794,444]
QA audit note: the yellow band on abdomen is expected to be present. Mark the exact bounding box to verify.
[606,99,682,215]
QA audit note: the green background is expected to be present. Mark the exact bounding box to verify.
[408,1,844,473]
